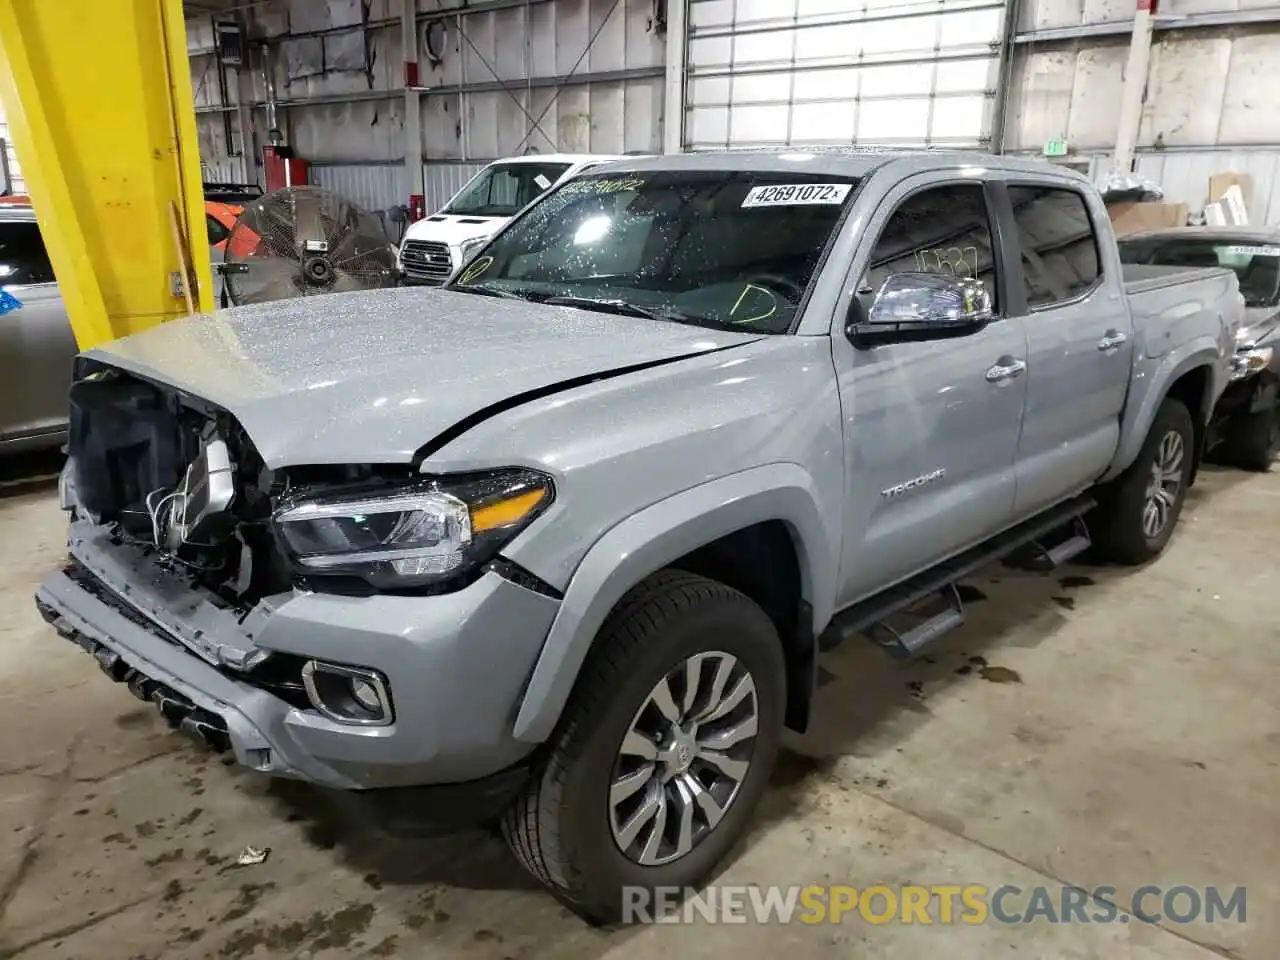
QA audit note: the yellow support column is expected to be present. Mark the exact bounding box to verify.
[0,0,215,350]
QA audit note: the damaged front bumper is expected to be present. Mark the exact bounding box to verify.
[35,520,562,801]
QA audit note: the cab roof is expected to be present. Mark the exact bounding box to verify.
[488,153,626,166]
[578,146,1091,183]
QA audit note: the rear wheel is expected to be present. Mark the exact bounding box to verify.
[501,570,786,924]
[1091,397,1195,565]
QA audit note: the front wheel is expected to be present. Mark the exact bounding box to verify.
[501,570,786,924]
[1091,396,1195,565]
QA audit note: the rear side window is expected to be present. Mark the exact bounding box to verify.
[0,220,55,285]
[1008,186,1101,308]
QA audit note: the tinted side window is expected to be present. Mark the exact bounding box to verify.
[0,221,55,284]
[1008,185,1100,308]
[866,182,998,310]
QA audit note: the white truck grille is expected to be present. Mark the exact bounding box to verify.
[401,240,454,285]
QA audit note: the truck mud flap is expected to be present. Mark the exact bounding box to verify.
[822,495,1096,659]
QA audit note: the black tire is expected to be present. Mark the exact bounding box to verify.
[1222,404,1279,472]
[501,569,786,925]
[1091,397,1196,565]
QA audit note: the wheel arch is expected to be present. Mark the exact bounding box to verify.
[511,464,838,744]
[1104,343,1223,485]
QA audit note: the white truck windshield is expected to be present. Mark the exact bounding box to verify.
[443,162,573,218]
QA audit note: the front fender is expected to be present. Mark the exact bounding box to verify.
[1102,337,1225,483]
[511,463,838,744]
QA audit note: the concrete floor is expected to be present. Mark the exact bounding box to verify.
[0,461,1276,959]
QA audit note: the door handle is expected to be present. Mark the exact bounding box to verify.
[1097,330,1128,351]
[985,357,1027,383]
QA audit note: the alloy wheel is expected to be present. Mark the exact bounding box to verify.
[1143,428,1184,538]
[608,651,759,866]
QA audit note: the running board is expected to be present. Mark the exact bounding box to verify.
[821,495,1096,659]
[864,583,965,659]
[1002,515,1092,572]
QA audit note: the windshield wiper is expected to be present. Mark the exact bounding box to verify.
[456,282,527,301]
[541,295,705,325]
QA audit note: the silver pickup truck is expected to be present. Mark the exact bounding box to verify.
[36,150,1238,923]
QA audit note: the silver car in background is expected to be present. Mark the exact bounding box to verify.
[0,202,75,454]
[1118,227,1280,469]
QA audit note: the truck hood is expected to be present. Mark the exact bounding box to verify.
[85,288,761,468]
[1240,305,1280,347]
[401,213,507,247]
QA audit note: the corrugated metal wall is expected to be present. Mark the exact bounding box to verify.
[309,162,486,214]
[311,163,405,213]
[190,0,665,185]
[199,156,249,184]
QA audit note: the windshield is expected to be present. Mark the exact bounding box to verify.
[446,169,860,334]
[443,162,573,217]
[1118,237,1280,307]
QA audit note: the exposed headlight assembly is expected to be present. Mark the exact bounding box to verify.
[1231,345,1273,381]
[273,469,553,590]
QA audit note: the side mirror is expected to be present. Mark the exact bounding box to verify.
[847,271,994,347]
[458,235,489,264]
[449,236,490,280]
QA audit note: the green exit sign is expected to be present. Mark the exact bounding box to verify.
[1043,139,1069,158]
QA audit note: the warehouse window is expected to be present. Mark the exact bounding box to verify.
[864,182,998,310]
[0,221,55,285]
[1008,185,1101,308]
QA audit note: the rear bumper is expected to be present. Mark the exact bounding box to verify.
[35,525,562,794]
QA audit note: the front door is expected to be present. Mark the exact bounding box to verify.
[999,183,1134,517]
[832,176,1029,606]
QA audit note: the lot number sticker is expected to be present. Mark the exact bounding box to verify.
[1222,245,1280,257]
[742,183,852,208]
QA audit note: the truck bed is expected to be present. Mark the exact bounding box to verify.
[1122,262,1233,295]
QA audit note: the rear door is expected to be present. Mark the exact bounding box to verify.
[832,173,1029,604]
[0,218,76,444]
[996,181,1133,516]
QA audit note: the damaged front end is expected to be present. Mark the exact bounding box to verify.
[51,359,321,723]
[63,357,290,611]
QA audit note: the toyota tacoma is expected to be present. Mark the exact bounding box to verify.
[37,150,1239,923]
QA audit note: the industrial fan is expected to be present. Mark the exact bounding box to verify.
[218,185,399,306]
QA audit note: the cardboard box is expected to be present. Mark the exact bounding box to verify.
[1107,201,1190,236]
[1208,172,1253,210]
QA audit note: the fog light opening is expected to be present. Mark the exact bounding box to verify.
[351,678,382,712]
[301,660,394,727]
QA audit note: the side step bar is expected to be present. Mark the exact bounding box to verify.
[822,495,1095,659]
